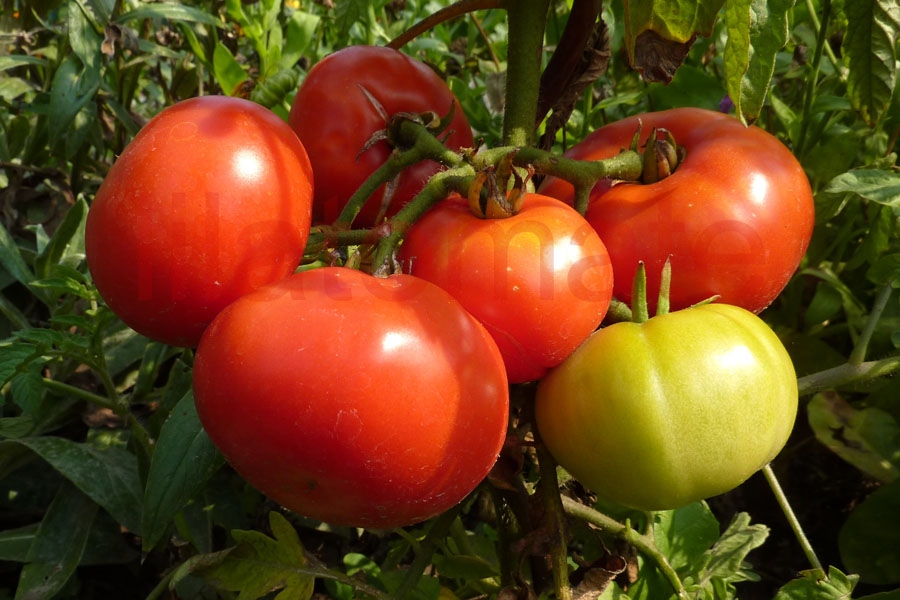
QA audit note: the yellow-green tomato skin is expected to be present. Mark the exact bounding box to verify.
[535,303,798,511]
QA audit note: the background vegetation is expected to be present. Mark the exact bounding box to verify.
[1,0,899,599]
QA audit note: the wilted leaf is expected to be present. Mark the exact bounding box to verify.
[624,0,725,82]
[808,392,900,483]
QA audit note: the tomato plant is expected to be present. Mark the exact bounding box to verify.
[535,302,799,511]
[398,192,613,383]
[192,266,509,529]
[84,96,313,348]
[288,45,475,227]
[539,107,816,314]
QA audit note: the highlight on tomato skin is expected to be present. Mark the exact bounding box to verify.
[398,193,614,384]
[192,266,510,529]
[538,107,815,315]
[84,95,314,348]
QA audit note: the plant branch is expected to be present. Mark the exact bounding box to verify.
[387,0,504,50]
[501,0,552,146]
[560,496,687,599]
[849,280,895,365]
[537,443,573,600]
[796,354,900,396]
[762,464,824,571]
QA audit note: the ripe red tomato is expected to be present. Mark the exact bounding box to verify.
[539,107,814,314]
[85,96,313,347]
[535,303,798,510]
[289,45,474,227]
[398,193,613,383]
[192,267,509,528]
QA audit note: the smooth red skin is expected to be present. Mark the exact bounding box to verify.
[85,96,313,347]
[539,108,815,314]
[398,194,614,383]
[192,267,510,529]
[289,45,474,227]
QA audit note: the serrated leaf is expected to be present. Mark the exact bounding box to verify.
[4,437,143,534]
[623,0,725,82]
[0,343,38,388]
[839,478,900,585]
[773,566,859,599]
[14,482,98,600]
[213,42,247,96]
[117,2,224,28]
[808,392,900,483]
[141,391,225,552]
[196,511,315,600]
[843,0,900,126]
[825,168,900,211]
[699,512,768,582]
[723,0,793,124]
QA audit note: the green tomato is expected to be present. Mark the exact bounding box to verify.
[535,303,798,511]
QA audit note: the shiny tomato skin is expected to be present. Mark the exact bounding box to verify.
[289,45,474,227]
[398,194,613,383]
[539,108,814,314]
[192,267,509,528]
[85,96,313,347]
[535,303,798,511]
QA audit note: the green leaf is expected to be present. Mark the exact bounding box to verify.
[14,481,98,600]
[213,42,247,96]
[773,566,859,599]
[696,512,768,584]
[195,511,316,600]
[623,0,725,82]
[117,2,224,28]
[0,342,38,388]
[0,223,34,287]
[47,55,100,149]
[723,0,793,124]
[33,197,87,280]
[5,437,143,534]
[334,0,371,46]
[0,55,48,72]
[0,417,34,440]
[141,391,225,552]
[651,502,720,572]
[281,11,321,70]
[825,168,900,212]
[808,392,900,483]
[842,0,900,126]
[839,478,900,585]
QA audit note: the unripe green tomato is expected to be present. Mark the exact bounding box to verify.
[535,303,798,511]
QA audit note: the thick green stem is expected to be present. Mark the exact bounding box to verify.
[501,0,551,147]
[762,465,824,572]
[849,280,894,365]
[560,496,687,599]
[796,355,900,396]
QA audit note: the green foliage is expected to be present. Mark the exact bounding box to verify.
[1,0,899,598]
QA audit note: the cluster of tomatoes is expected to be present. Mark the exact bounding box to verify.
[85,45,814,527]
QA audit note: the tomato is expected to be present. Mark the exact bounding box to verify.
[192,267,509,528]
[535,303,798,511]
[398,193,613,383]
[289,45,474,227]
[539,108,814,314]
[85,96,313,347]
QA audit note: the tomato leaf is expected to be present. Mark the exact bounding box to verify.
[0,223,34,287]
[3,437,143,534]
[808,392,900,483]
[14,481,98,600]
[193,511,316,600]
[213,42,247,96]
[772,566,859,599]
[33,197,87,281]
[281,11,321,70]
[722,0,793,124]
[651,502,720,571]
[824,168,900,210]
[838,478,900,585]
[691,512,769,586]
[623,0,724,82]
[141,391,225,552]
[117,1,224,28]
[842,0,900,126]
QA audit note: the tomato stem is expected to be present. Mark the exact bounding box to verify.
[796,354,900,396]
[386,0,505,50]
[849,280,894,365]
[762,465,824,572]
[501,0,551,147]
[536,442,574,600]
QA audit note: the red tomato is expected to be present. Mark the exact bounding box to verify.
[85,96,313,347]
[192,267,509,528]
[289,45,474,227]
[398,193,613,383]
[539,108,814,314]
